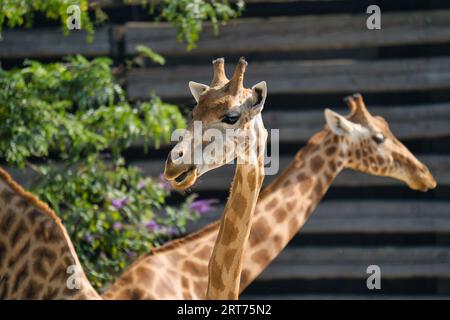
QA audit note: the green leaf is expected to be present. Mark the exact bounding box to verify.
[135,45,166,66]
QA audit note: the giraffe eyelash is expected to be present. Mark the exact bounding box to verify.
[222,112,240,125]
[372,133,385,144]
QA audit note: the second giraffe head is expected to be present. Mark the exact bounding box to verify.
[325,94,436,191]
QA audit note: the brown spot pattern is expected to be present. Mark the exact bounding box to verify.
[240,269,251,287]
[363,159,369,167]
[274,208,287,223]
[27,209,44,224]
[328,160,336,172]
[195,246,212,260]
[49,265,66,283]
[43,287,60,300]
[288,217,300,236]
[314,179,323,197]
[248,218,270,246]
[130,288,145,300]
[247,169,257,190]
[325,146,337,156]
[286,200,296,211]
[376,155,385,165]
[1,209,16,234]
[210,258,224,291]
[183,260,205,277]
[223,248,237,271]
[32,247,57,279]
[0,189,16,204]
[194,281,206,299]
[231,192,247,218]
[12,262,29,293]
[181,276,189,289]
[310,155,325,173]
[297,173,313,194]
[264,198,277,211]
[24,280,44,299]
[220,217,238,246]
[251,249,271,266]
[0,240,6,269]
[0,274,9,299]
[136,266,155,282]
[273,235,284,250]
[11,219,28,247]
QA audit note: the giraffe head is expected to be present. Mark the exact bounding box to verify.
[324,94,436,192]
[164,57,268,190]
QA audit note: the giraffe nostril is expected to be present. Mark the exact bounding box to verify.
[168,149,185,164]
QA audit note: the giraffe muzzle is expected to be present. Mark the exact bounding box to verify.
[164,165,198,190]
[407,168,437,192]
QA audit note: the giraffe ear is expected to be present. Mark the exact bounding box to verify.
[324,108,355,136]
[189,81,209,102]
[250,81,267,112]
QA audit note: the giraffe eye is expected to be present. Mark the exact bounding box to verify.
[372,133,385,144]
[222,112,240,125]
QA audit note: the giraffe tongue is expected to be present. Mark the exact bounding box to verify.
[175,166,196,184]
[175,171,189,183]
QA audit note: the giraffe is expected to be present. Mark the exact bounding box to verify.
[162,57,268,300]
[0,167,100,299]
[102,93,436,300]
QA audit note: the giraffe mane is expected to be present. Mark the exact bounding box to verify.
[0,167,62,226]
[150,220,220,255]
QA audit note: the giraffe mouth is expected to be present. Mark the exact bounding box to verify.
[409,179,437,192]
[171,166,198,190]
[406,167,437,192]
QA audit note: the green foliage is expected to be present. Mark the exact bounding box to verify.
[0,56,184,166]
[0,0,245,50]
[0,57,206,290]
[31,158,200,289]
[0,0,96,40]
[126,45,167,69]
[158,0,245,50]
[136,45,166,66]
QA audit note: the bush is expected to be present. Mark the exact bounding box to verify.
[0,56,217,290]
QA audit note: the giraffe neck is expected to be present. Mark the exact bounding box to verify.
[206,115,266,300]
[0,168,100,299]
